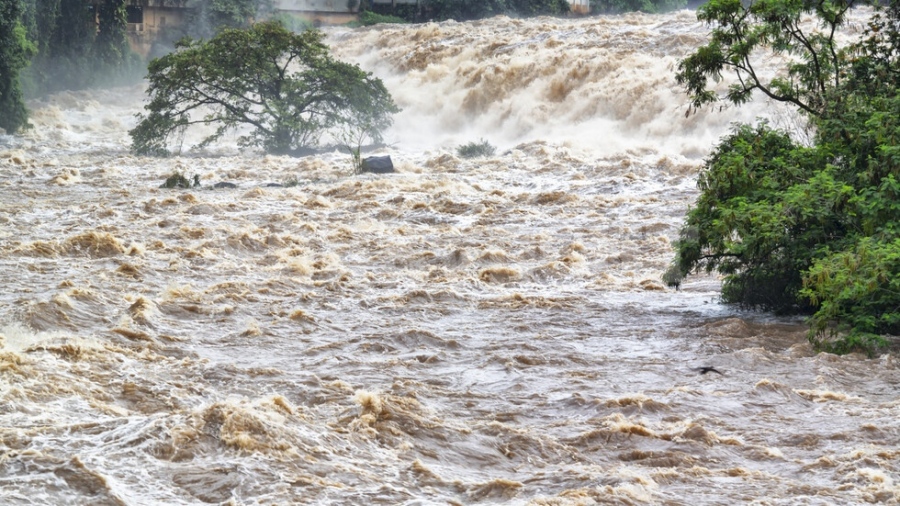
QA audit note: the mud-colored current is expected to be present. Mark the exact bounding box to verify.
[1,9,898,506]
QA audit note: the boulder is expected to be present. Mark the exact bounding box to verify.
[361,155,394,174]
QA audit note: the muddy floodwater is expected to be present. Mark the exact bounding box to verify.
[1,10,899,506]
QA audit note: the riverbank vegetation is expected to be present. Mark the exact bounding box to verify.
[0,0,32,134]
[367,0,569,22]
[668,0,900,355]
[367,0,685,21]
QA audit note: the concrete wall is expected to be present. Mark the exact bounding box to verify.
[126,6,189,57]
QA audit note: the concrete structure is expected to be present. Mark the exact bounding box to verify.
[121,1,191,57]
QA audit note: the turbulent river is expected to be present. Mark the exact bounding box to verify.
[2,9,899,506]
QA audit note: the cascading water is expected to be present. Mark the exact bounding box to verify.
[1,10,897,505]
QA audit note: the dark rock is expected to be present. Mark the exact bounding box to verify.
[361,155,395,174]
[213,182,238,189]
[264,183,284,188]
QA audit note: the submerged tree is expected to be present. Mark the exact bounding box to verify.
[130,21,399,156]
[668,0,900,354]
[0,0,34,133]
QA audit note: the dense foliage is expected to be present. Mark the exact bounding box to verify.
[3,0,269,100]
[668,0,900,354]
[591,0,685,14]
[129,22,398,156]
[369,0,571,22]
[190,0,260,37]
[457,139,497,158]
[0,0,33,133]
[355,10,408,26]
[17,0,140,96]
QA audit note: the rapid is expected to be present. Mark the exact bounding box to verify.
[1,9,899,505]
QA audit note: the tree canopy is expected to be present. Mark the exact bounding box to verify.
[675,0,856,117]
[129,22,399,156]
[668,0,900,354]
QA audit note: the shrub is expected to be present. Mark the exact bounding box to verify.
[357,11,407,26]
[456,139,496,159]
[161,172,200,189]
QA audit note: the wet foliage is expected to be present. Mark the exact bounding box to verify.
[353,11,407,26]
[370,0,571,22]
[0,0,32,133]
[130,22,399,156]
[670,0,900,355]
[456,139,497,159]
[18,0,142,97]
[591,0,686,14]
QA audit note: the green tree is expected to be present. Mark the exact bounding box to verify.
[129,21,399,156]
[94,0,130,70]
[23,0,95,92]
[0,0,34,133]
[19,0,138,96]
[675,0,855,117]
[668,0,900,354]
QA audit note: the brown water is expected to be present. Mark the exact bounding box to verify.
[2,10,898,506]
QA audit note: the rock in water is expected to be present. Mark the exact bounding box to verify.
[362,155,394,174]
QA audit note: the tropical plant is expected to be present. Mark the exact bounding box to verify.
[668,0,900,354]
[129,22,399,156]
